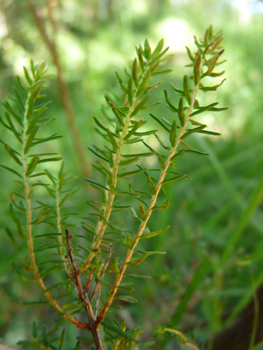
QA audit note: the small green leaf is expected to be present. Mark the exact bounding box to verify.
[85,177,110,191]
[38,157,62,164]
[2,100,23,126]
[118,168,146,178]
[115,71,128,94]
[190,102,218,117]
[134,129,158,136]
[125,274,151,279]
[170,120,177,147]
[93,116,108,132]
[32,321,38,338]
[104,96,124,126]
[164,89,178,113]
[206,50,224,76]
[154,133,171,151]
[31,210,53,225]
[115,295,138,303]
[185,46,195,61]
[124,119,144,140]
[88,147,111,163]
[23,66,33,85]
[157,153,165,169]
[149,113,170,132]
[5,113,22,143]
[183,75,192,105]
[4,144,22,166]
[162,175,186,184]
[171,149,185,161]
[34,244,61,253]
[60,189,80,206]
[181,125,206,140]
[152,38,164,58]
[132,58,138,86]
[59,329,65,350]
[5,227,20,248]
[169,82,184,96]
[128,78,133,106]
[16,76,27,96]
[0,164,22,178]
[147,174,156,194]
[178,97,185,126]
[152,68,173,75]
[136,45,145,71]
[26,155,39,176]
[101,321,139,343]
[130,207,141,221]
[122,152,155,158]
[194,52,202,84]
[184,149,209,156]
[143,39,151,60]
[141,226,170,239]
[200,79,226,91]
[139,203,146,220]
[130,95,150,117]
[153,199,171,211]
[31,133,62,146]
[93,271,112,287]
[24,126,39,154]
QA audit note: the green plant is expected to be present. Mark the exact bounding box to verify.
[0,25,226,350]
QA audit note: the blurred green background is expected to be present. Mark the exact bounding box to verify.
[1,0,263,349]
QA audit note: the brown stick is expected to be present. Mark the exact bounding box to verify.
[65,229,104,350]
[207,284,263,350]
[26,0,91,180]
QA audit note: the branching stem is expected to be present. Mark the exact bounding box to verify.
[78,65,161,275]
[96,82,200,324]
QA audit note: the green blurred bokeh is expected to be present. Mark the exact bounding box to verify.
[1,0,263,349]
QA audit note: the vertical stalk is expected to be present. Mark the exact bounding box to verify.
[78,65,161,275]
[97,83,200,323]
[27,0,92,179]
[21,79,90,330]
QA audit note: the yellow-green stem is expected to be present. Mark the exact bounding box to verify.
[78,66,158,275]
[98,82,200,321]
[22,87,86,329]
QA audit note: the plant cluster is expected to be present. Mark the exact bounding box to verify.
[0,25,227,350]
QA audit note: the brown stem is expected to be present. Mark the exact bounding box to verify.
[26,0,92,180]
[65,229,104,350]
[207,284,263,350]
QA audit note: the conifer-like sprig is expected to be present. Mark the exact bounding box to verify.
[0,60,89,331]
[95,25,227,325]
[78,38,172,273]
[0,26,227,350]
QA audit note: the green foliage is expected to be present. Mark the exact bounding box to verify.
[0,25,227,350]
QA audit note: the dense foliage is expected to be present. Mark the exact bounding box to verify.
[1,1,263,349]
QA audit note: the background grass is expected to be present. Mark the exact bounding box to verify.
[1,0,263,349]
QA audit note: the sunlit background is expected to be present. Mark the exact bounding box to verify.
[1,0,263,349]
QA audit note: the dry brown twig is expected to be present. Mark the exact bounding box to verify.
[26,0,92,180]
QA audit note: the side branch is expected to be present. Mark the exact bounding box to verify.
[96,84,200,325]
[65,229,104,350]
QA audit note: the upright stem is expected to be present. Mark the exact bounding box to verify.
[27,0,92,180]
[97,83,200,323]
[78,65,159,275]
[21,82,90,331]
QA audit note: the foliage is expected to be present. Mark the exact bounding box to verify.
[0,24,228,350]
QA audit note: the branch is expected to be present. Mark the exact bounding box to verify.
[26,0,92,180]
[65,229,104,350]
